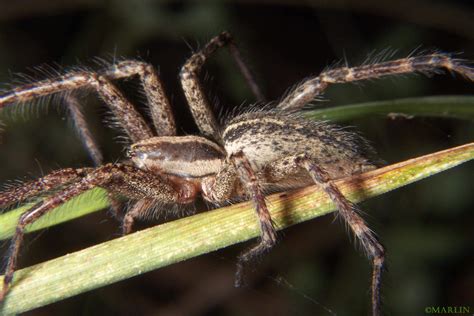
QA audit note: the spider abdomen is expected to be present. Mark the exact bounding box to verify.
[222,112,376,179]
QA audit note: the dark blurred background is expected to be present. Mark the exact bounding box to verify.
[0,0,473,315]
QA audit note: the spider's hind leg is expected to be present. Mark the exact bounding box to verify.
[278,53,474,112]
[266,154,384,316]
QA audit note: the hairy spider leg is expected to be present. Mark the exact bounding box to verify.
[226,41,265,102]
[265,153,384,316]
[63,94,103,165]
[270,52,474,315]
[0,163,181,301]
[0,59,181,218]
[180,31,264,140]
[121,198,156,235]
[0,71,153,142]
[100,60,176,137]
[63,94,129,219]
[0,59,181,140]
[278,53,474,111]
[0,168,92,207]
[231,151,278,287]
[297,156,384,316]
[96,59,180,219]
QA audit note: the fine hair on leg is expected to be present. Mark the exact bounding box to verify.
[0,69,152,142]
[278,53,474,112]
[294,154,385,316]
[231,151,277,287]
[63,93,103,166]
[0,163,181,300]
[180,31,264,140]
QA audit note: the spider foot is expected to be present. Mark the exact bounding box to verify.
[234,263,246,288]
[234,232,277,288]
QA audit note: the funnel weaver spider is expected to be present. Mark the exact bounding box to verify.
[1,31,473,315]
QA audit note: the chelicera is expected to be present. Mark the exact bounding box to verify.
[0,31,473,315]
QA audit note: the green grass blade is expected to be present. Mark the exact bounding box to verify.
[0,189,109,240]
[305,95,474,121]
[0,142,473,315]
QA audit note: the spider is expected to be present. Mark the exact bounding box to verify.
[0,31,473,315]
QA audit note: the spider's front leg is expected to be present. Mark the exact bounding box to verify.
[0,164,181,302]
[100,60,176,136]
[0,72,154,142]
[0,58,179,141]
[180,31,264,140]
[0,167,92,207]
[266,154,384,316]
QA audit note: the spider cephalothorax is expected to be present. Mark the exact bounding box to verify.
[0,31,473,316]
